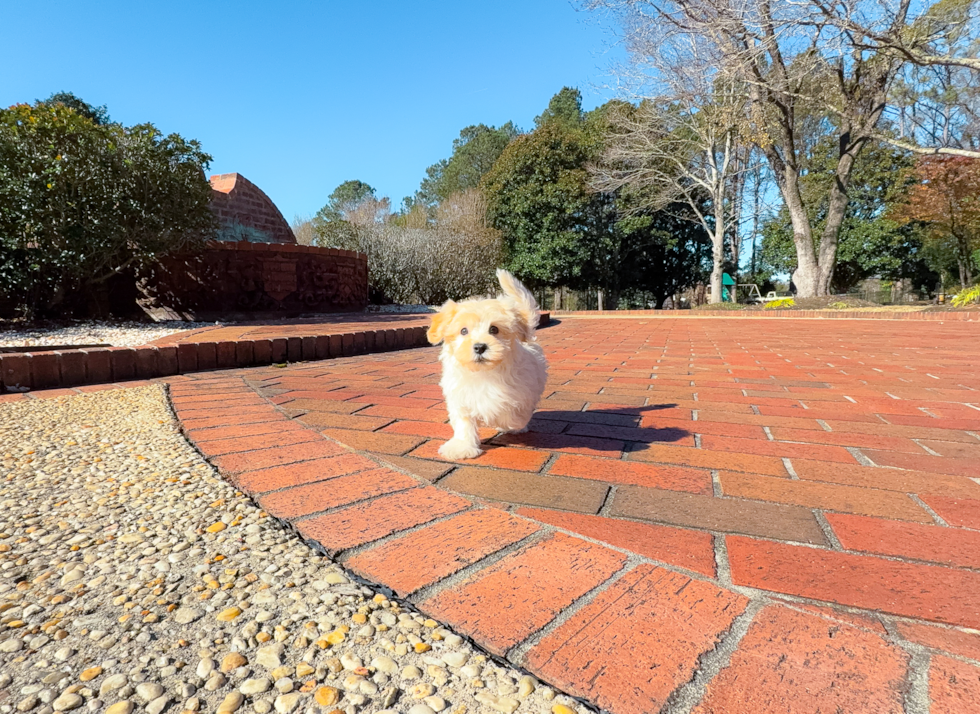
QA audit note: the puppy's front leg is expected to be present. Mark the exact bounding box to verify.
[439,413,482,460]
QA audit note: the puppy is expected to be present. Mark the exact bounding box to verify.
[427,269,548,460]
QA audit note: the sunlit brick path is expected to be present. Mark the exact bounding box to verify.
[163,315,980,713]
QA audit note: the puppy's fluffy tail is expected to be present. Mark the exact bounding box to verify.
[496,269,539,340]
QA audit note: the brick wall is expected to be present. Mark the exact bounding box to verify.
[209,173,295,244]
[137,241,368,320]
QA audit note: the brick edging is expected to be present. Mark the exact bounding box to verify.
[0,311,551,394]
[0,325,429,393]
[554,308,979,321]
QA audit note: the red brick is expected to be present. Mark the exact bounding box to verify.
[216,341,237,369]
[828,513,980,568]
[517,507,716,576]
[549,453,712,494]
[790,458,980,499]
[357,404,447,423]
[251,339,272,365]
[296,487,470,554]
[727,536,980,628]
[109,348,137,382]
[409,441,549,471]
[918,495,980,529]
[56,350,87,387]
[929,655,980,714]
[692,606,908,714]
[421,533,626,655]
[28,352,60,389]
[180,411,284,431]
[782,602,887,635]
[235,340,254,367]
[80,348,112,384]
[382,420,454,440]
[286,398,368,415]
[769,426,923,453]
[494,431,625,458]
[319,428,424,455]
[719,471,932,522]
[864,449,980,478]
[233,453,379,493]
[197,342,218,371]
[565,422,697,446]
[609,486,827,543]
[525,564,747,714]
[271,338,288,363]
[328,334,342,358]
[345,509,539,596]
[701,434,858,463]
[0,353,31,390]
[186,420,300,442]
[156,345,178,376]
[213,439,345,474]
[285,336,301,362]
[259,468,417,519]
[919,439,980,459]
[299,412,393,431]
[440,466,608,513]
[314,335,331,359]
[195,429,322,457]
[898,621,980,661]
[628,443,789,476]
[301,335,317,361]
[173,342,198,373]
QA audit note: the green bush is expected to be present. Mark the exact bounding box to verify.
[0,102,216,316]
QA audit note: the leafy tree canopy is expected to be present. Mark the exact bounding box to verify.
[39,91,111,125]
[412,123,521,209]
[311,180,376,247]
[0,102,216,315]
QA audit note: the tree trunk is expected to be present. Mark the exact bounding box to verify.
[597,289,604,311]
[709,196,726,303]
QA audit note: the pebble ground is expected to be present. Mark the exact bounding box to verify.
[0,386,581,714]
[0,322,216,348]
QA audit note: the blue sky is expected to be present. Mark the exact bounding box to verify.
[1,1,626,222]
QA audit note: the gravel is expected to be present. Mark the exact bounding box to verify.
[0,321,216,348]
[0,385,583,714]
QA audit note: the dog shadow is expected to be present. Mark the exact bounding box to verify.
[492,403,690,453]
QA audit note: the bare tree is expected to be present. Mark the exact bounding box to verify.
[290,215,316,246]
[591,31,752,302]
[589,0,980,296]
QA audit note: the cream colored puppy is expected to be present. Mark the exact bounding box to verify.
[427,269,548,460]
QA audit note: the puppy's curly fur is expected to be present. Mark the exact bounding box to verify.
[427,269,548,460]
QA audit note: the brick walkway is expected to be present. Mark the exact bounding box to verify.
[84,316,980,712]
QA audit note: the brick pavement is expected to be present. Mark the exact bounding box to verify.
[15,315,980,713]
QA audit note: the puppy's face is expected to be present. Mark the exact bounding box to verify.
[427,299,527,371]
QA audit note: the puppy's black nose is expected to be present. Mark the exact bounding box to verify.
[473,343,488,355]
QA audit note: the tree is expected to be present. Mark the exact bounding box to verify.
[0,102,215,315]
[40,91,111,125]
[892,155,980,287]
[481,88,615,291]
[413,123,521,208]
[587,0,980,296]
[311,180,376,247]
[760,138,935,292]
[591,67,750,303]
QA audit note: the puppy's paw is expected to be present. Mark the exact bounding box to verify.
[439,439,482,461]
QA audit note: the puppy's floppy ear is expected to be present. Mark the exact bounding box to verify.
[427,300,457,344]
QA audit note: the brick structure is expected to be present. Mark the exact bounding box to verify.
[209,173,295,245]
[137,242,369,320]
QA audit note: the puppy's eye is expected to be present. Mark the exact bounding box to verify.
[460,328,468,336]
[489,326,499,335]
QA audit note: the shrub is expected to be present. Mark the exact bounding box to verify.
[0,102,216,316]
[951,285,980,307]
[764,298,796,309]
[319,189,504,304]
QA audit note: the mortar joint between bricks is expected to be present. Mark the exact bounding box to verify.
[405,527,552,606]
[659,599,766,714]
[813,511,843,550]
[910,494,949,526]
[506,556,642,667]
[712,534,733,587]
